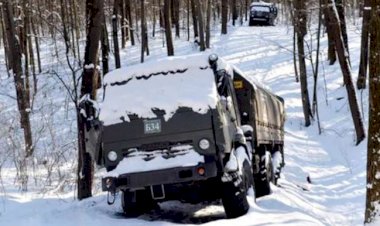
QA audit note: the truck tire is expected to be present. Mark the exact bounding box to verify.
[266,152,276,185]
[253,146,271,198]
[221,160,251,218]
[121,189,157,217]
[249,19,254,26]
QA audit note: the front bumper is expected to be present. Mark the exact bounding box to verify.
[102,161,218,191]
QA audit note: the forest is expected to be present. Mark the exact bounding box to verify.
[0,0,380,225]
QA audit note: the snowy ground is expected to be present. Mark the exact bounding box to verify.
[0,21,368,225]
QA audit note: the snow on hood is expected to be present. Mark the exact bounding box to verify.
[99,54,220,126]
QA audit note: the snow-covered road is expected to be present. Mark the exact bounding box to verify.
[0,23,367,226]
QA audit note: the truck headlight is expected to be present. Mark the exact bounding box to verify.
[107,151,118,162]
[199,139,210,150]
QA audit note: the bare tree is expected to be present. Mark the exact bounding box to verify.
[126,0,135,46]
[191,0,199,39]
[357,0,371,89]
[325,0,365,145]
[365,0,380,223]
[2,0,34,191]
[194,0,205,51]
[335,0,350,63]
[164,0,174,55]
[205,0,211,48]
[140,0,149,63]
[77,0,104,200]
[221,0,228,34]
[294,0,312,127]
[323,3,337,65]
[112,0,121,68]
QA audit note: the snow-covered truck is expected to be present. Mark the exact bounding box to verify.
[85,54,285,218]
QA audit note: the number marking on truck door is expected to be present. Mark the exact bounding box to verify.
[144,119,162,134]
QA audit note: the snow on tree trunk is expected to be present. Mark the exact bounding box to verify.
[78,0,104,200]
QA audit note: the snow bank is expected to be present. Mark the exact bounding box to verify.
[99,54,219,125]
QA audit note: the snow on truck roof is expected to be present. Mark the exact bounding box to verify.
[99,54,222,126]
[250,1,274,7]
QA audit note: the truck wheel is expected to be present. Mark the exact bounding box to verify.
[249,19,254,26]
[221,160,251,218]
[266,152,276,185]
[121,189,157,217]
[253,146,271,198]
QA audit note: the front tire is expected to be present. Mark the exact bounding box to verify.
[249,19,254,26]
[121,189,157,217]
[221,160,251,218]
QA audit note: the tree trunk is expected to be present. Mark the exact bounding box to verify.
[31,19,41,74]
[191,0,199,39]
[357,0,371,89]
[365,0,380,223]
[101,17,109,74]
[194,0,205,51]
[112,0,121,68]
[232,0,237,26]
[152,0,157,37]
[126,0,135,46]
[2,0,34,159]
[221,0,228,34]
[140,0,149,62]
[73,0,81,66]
[323,4,337,65]
[326,0,365,145]
[164,0,174,55]
[187,0,190,41]
[0,4,11,77]
[312,0,323,134]
[120,0,126,48]
[295,0,312,127]
[206,0,211,48]
[335,0,350,63]
[78,0,104,200]
[172,0,180,37]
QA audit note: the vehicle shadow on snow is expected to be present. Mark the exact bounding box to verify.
[114,200,226,224]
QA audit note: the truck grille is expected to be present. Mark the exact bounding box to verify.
[122,140,194,159]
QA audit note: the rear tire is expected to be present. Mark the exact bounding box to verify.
[121,189,157,217]
[254,146,271,198]
[221,160,251,218]
[266,152,276,185]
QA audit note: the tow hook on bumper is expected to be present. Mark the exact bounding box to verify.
[103,177,117,205]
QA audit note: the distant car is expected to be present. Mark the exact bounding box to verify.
[249,1,278,26]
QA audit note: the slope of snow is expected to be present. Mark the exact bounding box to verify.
[0,20,367,226]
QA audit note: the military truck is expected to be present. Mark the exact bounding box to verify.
[249,1,278,26]
[84,54,285,218]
